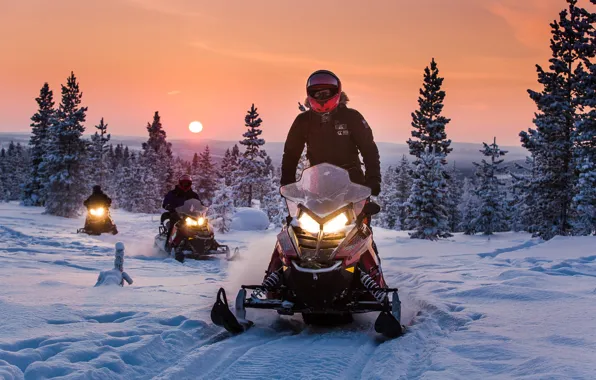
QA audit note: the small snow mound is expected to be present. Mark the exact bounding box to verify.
[95,269,124,287]
[230,207,269,231]
[0,359,23,380]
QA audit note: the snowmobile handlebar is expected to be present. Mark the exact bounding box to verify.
[356,201,381,225]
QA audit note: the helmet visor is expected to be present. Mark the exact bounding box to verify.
[307,72,340,88]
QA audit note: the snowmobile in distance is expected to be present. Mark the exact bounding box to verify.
[154,199,238,262]
[211,163,405,339]
[77,205,118,235]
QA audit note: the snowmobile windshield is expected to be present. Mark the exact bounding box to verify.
[175,199,208,218]
[281,163,371,218]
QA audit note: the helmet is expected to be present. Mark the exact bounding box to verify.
[306,70,341,113]
[179,174,192,191]
[92,185,102,193]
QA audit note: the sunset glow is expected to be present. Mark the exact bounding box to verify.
[1,0,593,145]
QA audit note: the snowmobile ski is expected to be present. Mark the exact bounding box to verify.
[211,288,253,334]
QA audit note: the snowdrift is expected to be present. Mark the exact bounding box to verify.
[230,207,270,231]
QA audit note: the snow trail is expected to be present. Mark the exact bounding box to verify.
[1,203,595,379]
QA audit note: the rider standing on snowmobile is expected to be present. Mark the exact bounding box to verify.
[84,185,112,208]
[263,69,383,277]
[162,174,202,249]
[280,70,381,196]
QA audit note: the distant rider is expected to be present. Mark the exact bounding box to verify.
[162,174,202,250]
[84,185,112,209]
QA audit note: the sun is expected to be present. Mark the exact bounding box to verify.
[189,121,203,133]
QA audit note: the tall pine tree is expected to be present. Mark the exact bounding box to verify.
[405,149,451,240]
[406,59,452,238]
[141,111,172,212]
[237,104,267,207]
[89,117,111,187]
[407,58,452,162]
[459,177,479,235]
[43,72,88,217]
[395,155,413,230]
[445,162,463,233]
[573,28,596,235]
[510,156,537,233]
[23,83,55,206]
[196,145,217,204]
[377,166,398,229]
[471,138,509,235]
[520,0,595,239]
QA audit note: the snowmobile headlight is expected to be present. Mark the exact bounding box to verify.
[90,207,105,217]
[185,217,199,227]
[323,213,349,234]
[298,212,349,234]
[298,213,320,234]
[198,217,205,226]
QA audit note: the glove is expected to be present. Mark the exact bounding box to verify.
[366,180,381,196]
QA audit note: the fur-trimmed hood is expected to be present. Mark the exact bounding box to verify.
[303,91,349,109]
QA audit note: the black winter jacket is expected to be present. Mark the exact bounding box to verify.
[162,186,202,211]
[84,191,112,208]
[280,104,381,195]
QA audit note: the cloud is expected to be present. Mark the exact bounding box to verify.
[191,41,421,79]
[486,0,559,50]
[167,90,181,96]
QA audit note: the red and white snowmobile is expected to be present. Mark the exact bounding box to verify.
[211,163,404,338]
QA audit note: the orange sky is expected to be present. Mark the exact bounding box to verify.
[0,0,593,145]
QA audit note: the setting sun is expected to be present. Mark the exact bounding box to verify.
[189,121,203,134]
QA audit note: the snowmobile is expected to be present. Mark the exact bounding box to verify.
[211,163,405,339]
[154,199,237,262]
[77,205,118,235]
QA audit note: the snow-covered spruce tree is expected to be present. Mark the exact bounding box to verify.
[43,72,89,217]
[407,58,452,163]
[23,83,55,206]
[171,156,190,188]
[219,148,234,186]
[196,145,217,204]
[573,44,596,235]
[211,178,235,233]
[0,148,6,201]
[405,59,452,239]
[471,138,509,235]
[237,104,268,207]
[510,156,537,233]
[296,148,310,181]
[89,117,111,188]
[445,162,463,233]
[520,0,595,240]
[191,152,200,180]
[458,177,479,235]
[141,111,173,212]
[405,149,451,240]
[394,155,413,230]
[377,166,398,229]
[573,156,595,235]
[261,169,286,227]
[116,152,158,213]
[1,142,29,201]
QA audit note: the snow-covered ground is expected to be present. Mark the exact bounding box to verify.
[0,202,595,380]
